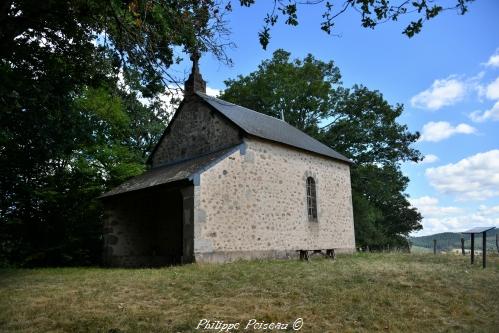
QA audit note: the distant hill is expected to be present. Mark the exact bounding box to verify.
[410,229,498,251]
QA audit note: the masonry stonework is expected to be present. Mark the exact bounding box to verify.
[102,86,356,266]
[193,137,356,262]
[102,187,187,267]
[151,98,242,167]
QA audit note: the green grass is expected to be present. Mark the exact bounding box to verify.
[410,245,433,253]
[0,253,498,332]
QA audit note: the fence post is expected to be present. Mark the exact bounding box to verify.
[496,234,498,254]
[433,239,437,255]
[471,234,475,264]
[483,231,487,269]
[461,237,465,255]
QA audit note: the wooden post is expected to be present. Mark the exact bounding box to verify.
[471,234,475,264]
[299,250,310,261]
[461,237,465,255]
[299,250,308,261]
[482,231,487,269]
[433,239,437,255]
[326,249,336,260]
[496,234,498,254]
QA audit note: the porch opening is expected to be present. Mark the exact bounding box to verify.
[103,184,191,267]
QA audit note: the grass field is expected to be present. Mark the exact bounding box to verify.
[0,253,498,333]
[410,245,433,253]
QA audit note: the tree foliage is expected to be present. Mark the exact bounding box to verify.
[236,0,474,49]
[0,61,168,265]
[0,1,181,266]
[221,50,423,248]
[222,49,341,137]
[1,0,231,91]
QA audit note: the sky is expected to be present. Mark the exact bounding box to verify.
[182,1,499,236]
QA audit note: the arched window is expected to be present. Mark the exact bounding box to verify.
[306,177,317,221]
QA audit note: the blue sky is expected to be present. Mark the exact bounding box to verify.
[189,1,499,236]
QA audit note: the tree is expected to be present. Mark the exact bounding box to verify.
[321,85,422,247]
[0,65,169,266]
[221,50,422,248]
[236,0,474,49]
[0,0,219,266]
[222,49,341,137]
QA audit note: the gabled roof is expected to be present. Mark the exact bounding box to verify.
[100,146,237,198]
[196,92,351,163]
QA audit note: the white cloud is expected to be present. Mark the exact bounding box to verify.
[484,49,499,68]
[485,76,499,100]
[418,214,499,235]
[410,197,499,235]
[410,76,466,110]
[468,71,486,101]
[426,150,499,200]
[410,196,463,217]
[469,101,499,122]
[409,196,465,235]
[137,86,220,112]
[477,204,499,216]
[419,121,476,142]
[206,87,220,97]
[420,154,439,164]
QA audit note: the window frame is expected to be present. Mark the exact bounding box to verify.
[306,176,318,222]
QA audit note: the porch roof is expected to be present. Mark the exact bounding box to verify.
[100,146,236,198]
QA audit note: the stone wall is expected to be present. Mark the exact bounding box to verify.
[193,137,355,262]
[151,97,242,167]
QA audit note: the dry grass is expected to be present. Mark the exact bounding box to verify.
[0,253,498,332]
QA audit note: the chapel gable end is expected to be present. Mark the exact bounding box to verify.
[150,53,242,167]
[150,97,242,167]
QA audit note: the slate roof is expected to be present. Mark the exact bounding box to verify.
[196,92,352,163]
[100,147,236,198]
[462,226,496,234]
[101,92,351,198]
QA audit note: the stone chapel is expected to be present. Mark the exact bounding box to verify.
[100,58,356,267]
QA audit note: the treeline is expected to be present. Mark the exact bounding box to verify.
[411,230,498,251]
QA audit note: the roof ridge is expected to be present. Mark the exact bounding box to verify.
[196,91,352,164]
[195,91,286,122]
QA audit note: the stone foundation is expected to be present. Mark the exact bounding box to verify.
[194,248,355,263]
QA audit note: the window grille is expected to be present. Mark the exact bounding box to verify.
[306,177,317,221]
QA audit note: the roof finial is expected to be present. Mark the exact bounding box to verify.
[191,50,200,72]
[185,49,206,96]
